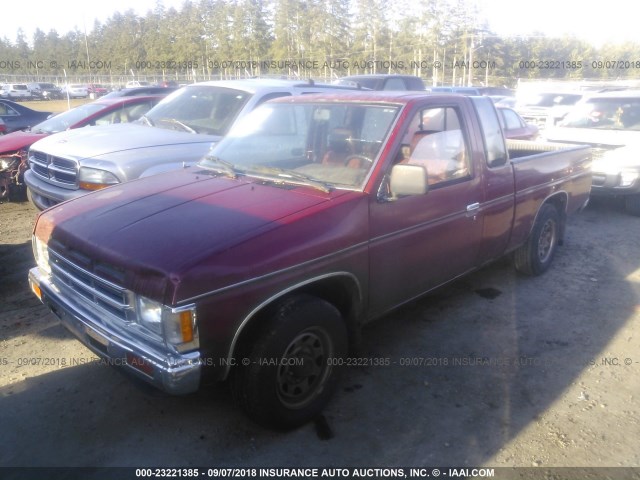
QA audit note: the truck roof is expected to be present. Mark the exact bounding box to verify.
[267,90,461,105]
[182,78,364,94]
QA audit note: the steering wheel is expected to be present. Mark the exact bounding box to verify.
[343,154,373,168]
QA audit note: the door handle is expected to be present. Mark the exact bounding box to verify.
[466,202,480,212]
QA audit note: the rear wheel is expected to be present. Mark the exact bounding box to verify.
[230,294,348,429]
[514,203,561,276]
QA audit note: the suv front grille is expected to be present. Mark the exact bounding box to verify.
[29,150,78,188]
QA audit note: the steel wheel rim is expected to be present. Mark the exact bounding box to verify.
[276,327,333,409]
[537,218,557,263]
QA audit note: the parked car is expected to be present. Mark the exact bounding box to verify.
[28,93,591,429]
[25,78,362,210]
[429,86,481,95]
[0,118,6,135]
[514,91,583,128]
[335,74,425,90]
[62,84,89,98]
[102,86,179,98]
[0,99,51,133]
[27,83,63,100]
[1,84,32,100]
[126,80,152,88]
[87,84,109,98]
[493,96,517,108]
[158,80,179,88]
[544,90,640,215]
[476,86,515,97]
[1,95,167,157]
[1,95,166,202]
[497,107,539,140]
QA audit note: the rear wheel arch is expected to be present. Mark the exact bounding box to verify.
[537,192,568,244]
[514,200,562,275]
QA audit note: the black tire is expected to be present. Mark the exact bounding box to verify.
[625,194,640,217]
[230,294,348,429]
[514,203,561,276]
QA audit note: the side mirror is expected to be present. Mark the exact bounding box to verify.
[389,163,428,198]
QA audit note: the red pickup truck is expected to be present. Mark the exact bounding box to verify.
[29,93,591,429]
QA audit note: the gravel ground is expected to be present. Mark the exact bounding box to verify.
[1,197,639,477]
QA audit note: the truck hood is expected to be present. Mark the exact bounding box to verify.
[36,169,364,303]
[544,126,640,172]
[0,130,47,154]
[29,123,221,160]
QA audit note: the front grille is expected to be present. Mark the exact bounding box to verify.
[29,150,78,188]
[48,248,134,321]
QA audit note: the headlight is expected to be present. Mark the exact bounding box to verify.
[620,170,639,188]
[136,296,163,335]
[78,167,119,190]
[136,296,198,351]
[32,235,51,275]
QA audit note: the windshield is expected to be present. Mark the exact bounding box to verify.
[560,98,640,130]
[145,86,251,135]
[31,103,107,133]
[199,101,400,190]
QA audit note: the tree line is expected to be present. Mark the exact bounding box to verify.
[2,0,640,87]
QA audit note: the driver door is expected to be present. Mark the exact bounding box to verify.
[368,102,484,316]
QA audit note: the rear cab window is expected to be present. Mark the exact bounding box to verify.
[472,96,507,167]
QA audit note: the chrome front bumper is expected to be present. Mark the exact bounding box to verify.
[28,267,201,395]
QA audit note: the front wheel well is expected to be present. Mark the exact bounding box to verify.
[229,274,363,372]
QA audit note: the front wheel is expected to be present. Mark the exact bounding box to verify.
[514,203,561,276]
[230,294,348,429]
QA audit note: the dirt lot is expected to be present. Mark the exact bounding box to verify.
[1,196,639,476]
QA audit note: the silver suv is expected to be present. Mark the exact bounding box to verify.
[545,90,640,216]
[25,79,360,210]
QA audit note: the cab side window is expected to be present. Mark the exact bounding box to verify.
[400,107,471,186]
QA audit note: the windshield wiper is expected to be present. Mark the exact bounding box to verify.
[245,165,332,193]
[199,156,240,179]
[159,118,196,134]
[139,114,154,127]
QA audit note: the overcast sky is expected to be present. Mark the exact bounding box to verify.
[2,0,637,48]
[478,0,637,47]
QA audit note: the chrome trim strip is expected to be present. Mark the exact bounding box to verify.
[178,241,369,305]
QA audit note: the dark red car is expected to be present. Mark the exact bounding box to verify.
[498,106,540,140]
[0,95,168,158]
[87,84,109,97]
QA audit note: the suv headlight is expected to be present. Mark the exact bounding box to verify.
[136,296,198,351]
[78,167,119,190]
